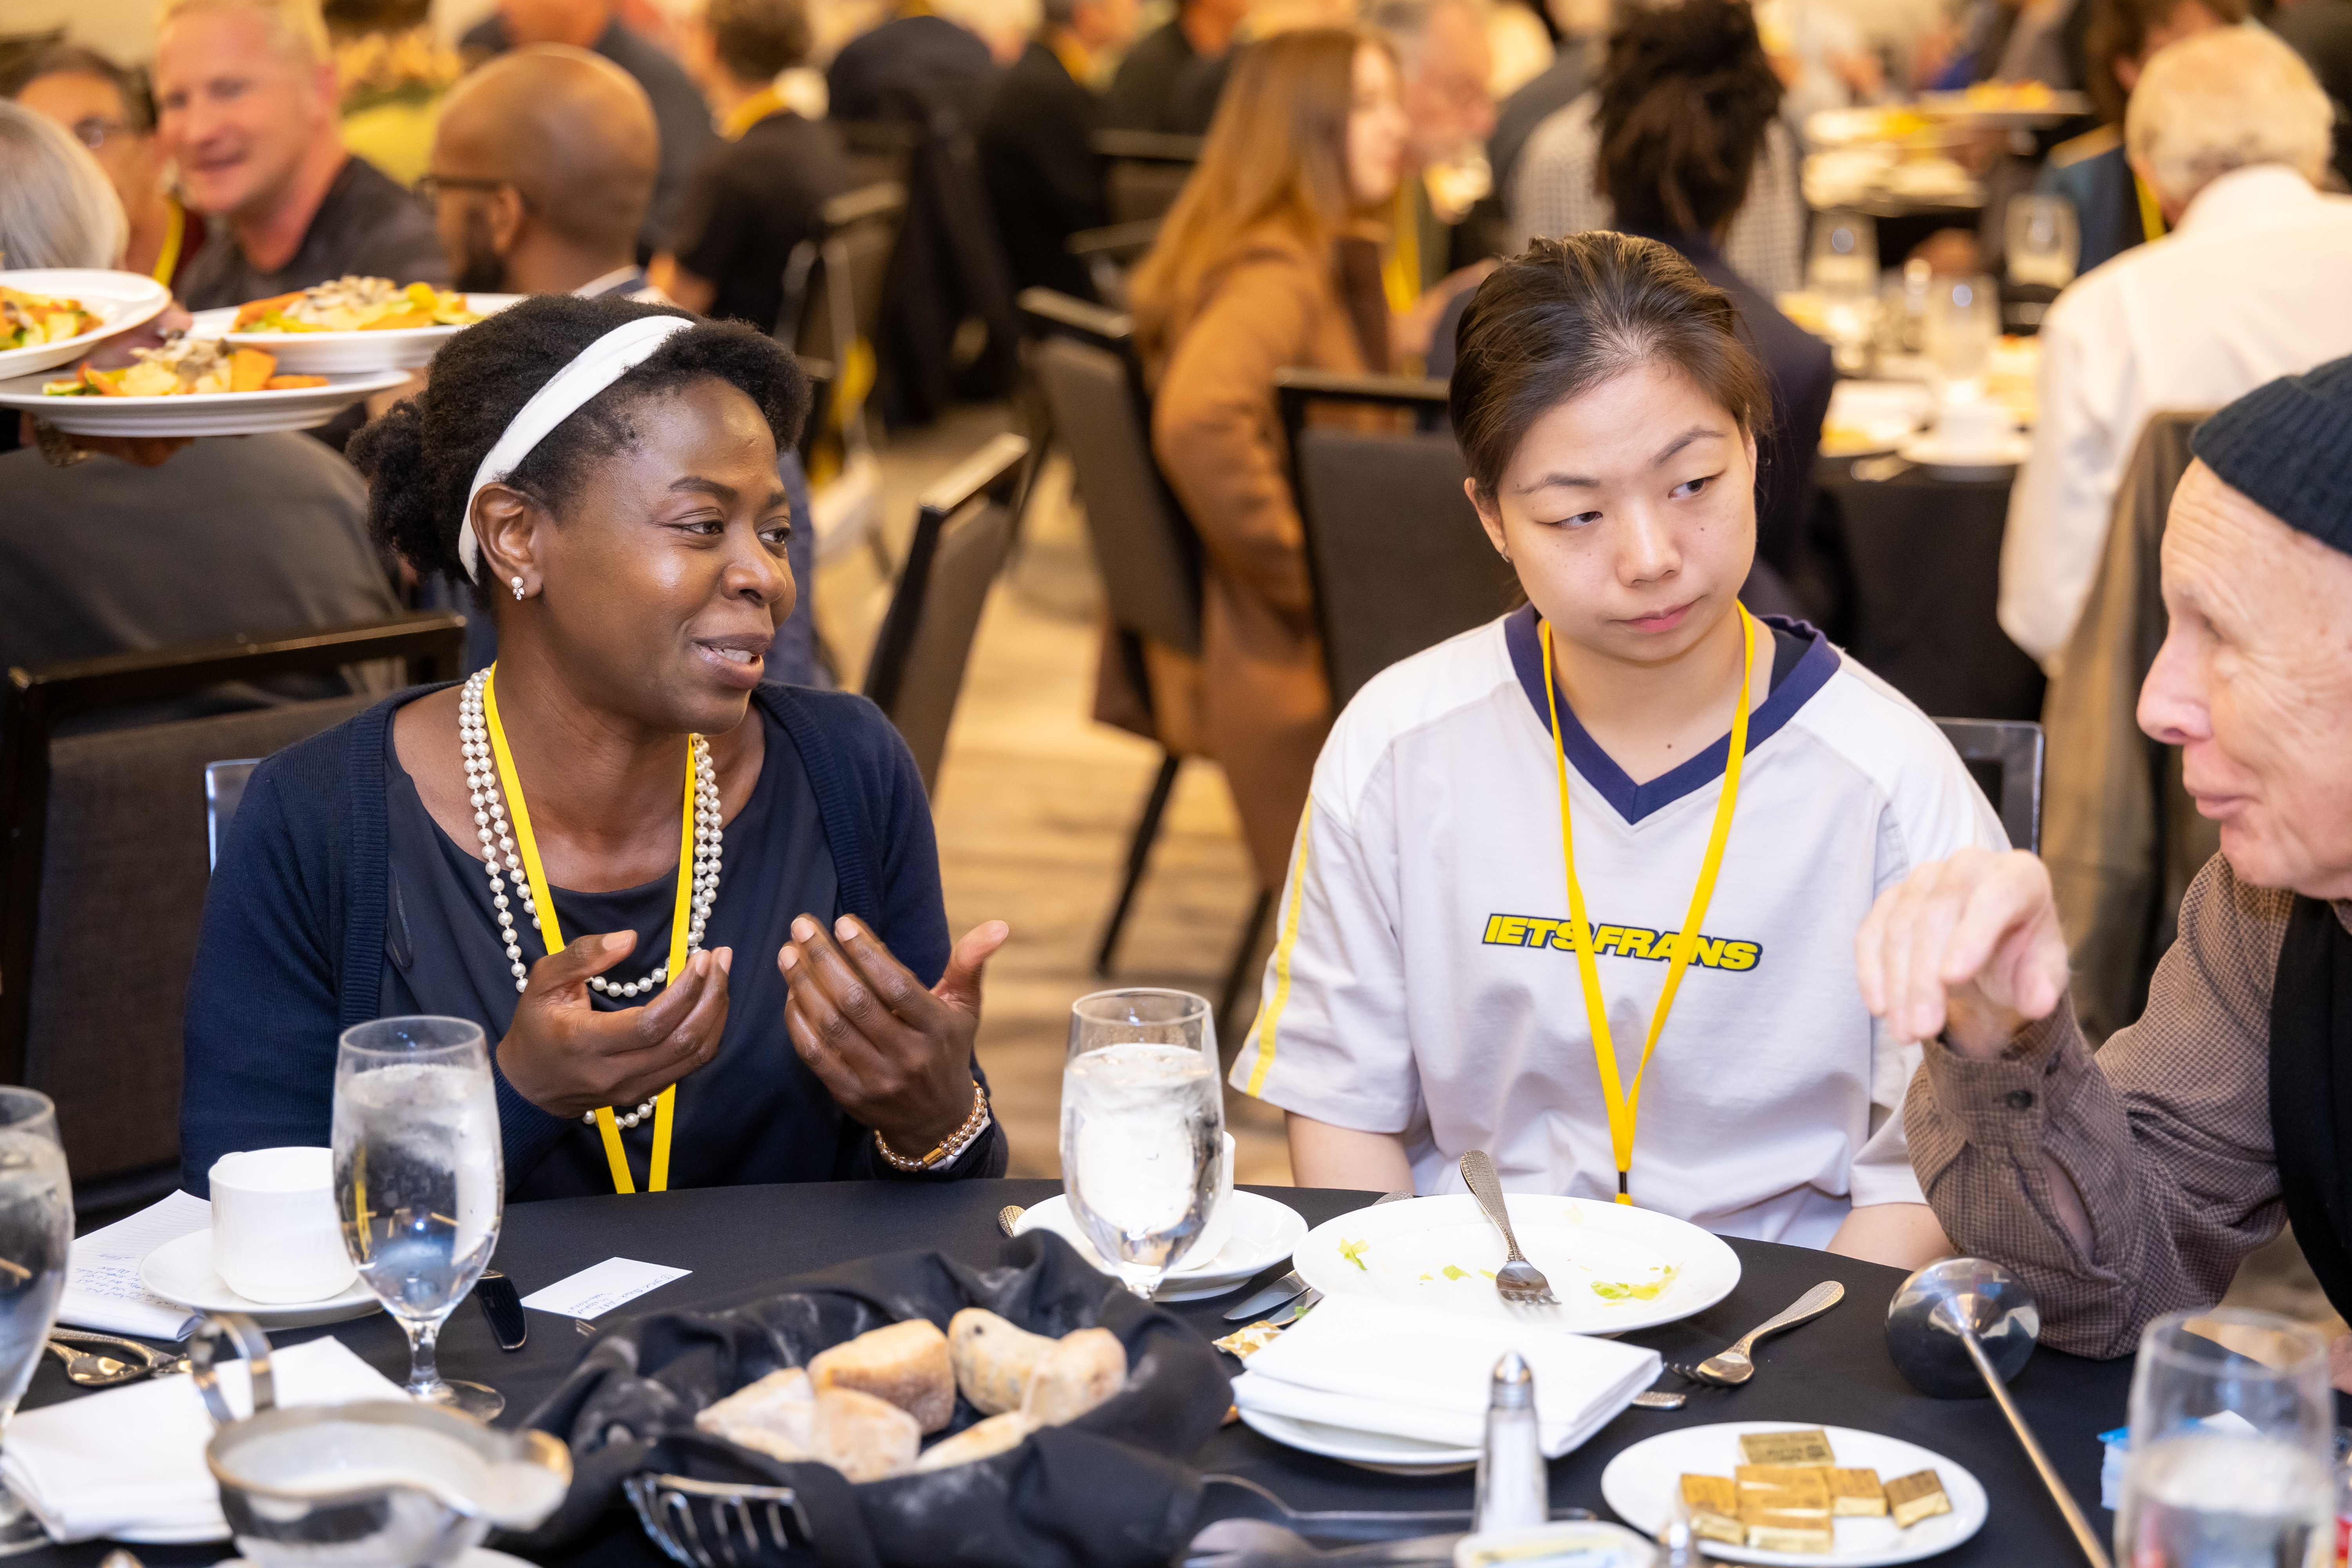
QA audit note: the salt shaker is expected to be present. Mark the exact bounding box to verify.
[1473,1350,1548,1535]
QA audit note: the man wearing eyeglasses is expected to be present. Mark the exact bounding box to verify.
[155,0,446,314]
[420,47,663,301]
[2,45,207,291]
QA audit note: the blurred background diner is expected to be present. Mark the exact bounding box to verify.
[6,0,2350,1345]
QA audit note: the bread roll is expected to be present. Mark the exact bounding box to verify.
[811,1387,921,1482]
[909,1410,1042,1473]
[948,1307,1060,1416]
[809,1318,955,1434]
[695,1367,815,1462]
[1020,1327,1126,1425]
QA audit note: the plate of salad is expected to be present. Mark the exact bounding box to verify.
[186,277,519,372]
[0,268,171,380]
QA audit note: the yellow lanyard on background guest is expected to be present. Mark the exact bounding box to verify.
[149,198,185,286]
[1538,604,1754,1205]
[481,668,693,1194]
[719,85,790,141]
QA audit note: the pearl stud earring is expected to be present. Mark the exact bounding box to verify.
[510,575,526,601]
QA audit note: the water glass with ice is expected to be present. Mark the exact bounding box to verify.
[2115,1308,2333,1568]
[1062,989,1224,1298]
[332,1016,505,1418]
[0,1089,70,1555]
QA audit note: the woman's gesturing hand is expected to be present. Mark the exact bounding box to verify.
[497,931,733,1119]
[780,914,1011,1157]
[1854,846,2070,1056]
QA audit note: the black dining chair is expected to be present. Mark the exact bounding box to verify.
[863,433,1031,797]
[1275,369,1520,711]
[1933,717,2046,855]
[776,183,908,471]
[1091,128,1202,226]
[0,612,466,1216]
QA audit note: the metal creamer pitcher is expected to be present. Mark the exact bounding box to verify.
[191,1315,571,1568]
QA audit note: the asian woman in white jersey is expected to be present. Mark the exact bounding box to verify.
[1226,233,2001,1269]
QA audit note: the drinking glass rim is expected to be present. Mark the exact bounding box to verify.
[0,1086,57,1131]
[2138,1307,2329,1375]
[1070,988,1214,1027]
[338,1014,488,1063]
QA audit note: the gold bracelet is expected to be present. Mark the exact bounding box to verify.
[875,1080,991,1172]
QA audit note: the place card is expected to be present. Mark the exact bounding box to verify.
[518,1257,690,1319]
[59,1190,208,1340]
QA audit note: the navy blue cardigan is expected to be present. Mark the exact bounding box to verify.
[180,682,1002,1195]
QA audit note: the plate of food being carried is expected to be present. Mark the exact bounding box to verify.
[0,332,409,436]
[0,268,172,380]
[1291,1191,1741,1335]
[185,276,518,372]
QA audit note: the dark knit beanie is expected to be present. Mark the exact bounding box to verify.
[2189,354,2352,555]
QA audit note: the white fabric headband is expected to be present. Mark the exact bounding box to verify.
[457,314,697,582]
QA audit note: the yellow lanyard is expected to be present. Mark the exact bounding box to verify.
[1539,604,1753,1205]
[150,198,185,285]
[719,86,789,141]
[480,667,693,1193]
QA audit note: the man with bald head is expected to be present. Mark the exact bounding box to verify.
[424,45,661,299]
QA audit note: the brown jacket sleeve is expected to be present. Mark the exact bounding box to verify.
[1905,854,2292,1358]
[1151,245,1327,623]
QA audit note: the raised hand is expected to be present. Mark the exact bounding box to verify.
[779,914,1010,1156]
[496,931,733,1118]
[1854,847,2071,1056]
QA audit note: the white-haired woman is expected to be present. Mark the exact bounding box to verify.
[0,98,126,270]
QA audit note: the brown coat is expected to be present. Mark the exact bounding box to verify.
[1147,223,1388,888]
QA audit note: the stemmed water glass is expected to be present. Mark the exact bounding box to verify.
[332,1016,505,1418]
[2114,1308,2333,1566]
[0,1090,70,1553]
[1060,989,1224,1299]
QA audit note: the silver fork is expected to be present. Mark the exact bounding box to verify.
[1458,1152,1556,1306]
[1669,1280,1845,1386]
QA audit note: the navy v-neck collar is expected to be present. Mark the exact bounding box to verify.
[1504,604,1840,824]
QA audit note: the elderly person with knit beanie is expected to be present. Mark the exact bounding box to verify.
[1854,355,2352,1383]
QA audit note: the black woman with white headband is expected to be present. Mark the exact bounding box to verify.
[181,294,1010,1200]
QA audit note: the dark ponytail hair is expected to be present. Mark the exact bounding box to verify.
[348,294,809,587]
[1595,0,1783,238]
[1450,231,1771,506]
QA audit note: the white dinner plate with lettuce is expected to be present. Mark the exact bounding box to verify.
[0,366,410,436]
[187,291,521,373]
[1292,1192,1739,1334]
[0,268,171,380]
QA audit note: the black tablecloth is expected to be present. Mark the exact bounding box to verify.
[1816,459,2047,724]
[20,1181,2134,1564]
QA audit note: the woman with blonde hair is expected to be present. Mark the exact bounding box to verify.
[1129,28,1411,893]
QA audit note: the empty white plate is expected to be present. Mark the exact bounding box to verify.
[1292,1193,1740,1336]
[1601,1421,1989,1565]
[1896,430,2032,478]
[1235,1404,1479,1475]
[139,1230,380,1330]
[1015,1191,1308,1302]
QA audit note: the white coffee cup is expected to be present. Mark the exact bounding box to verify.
[1932,394,2011,455]
[1175,1132,1239,1270]
[209,1147,356,1304]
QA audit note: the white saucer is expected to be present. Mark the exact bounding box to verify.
[1601,1421,1989,1565]
[1235,1405,1478,1475]
[139,1230,381,1330]
[1015,1191,1308,1302]
[1896,430,2031,478]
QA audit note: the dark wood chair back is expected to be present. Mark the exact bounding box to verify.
[1933,717,2047,853]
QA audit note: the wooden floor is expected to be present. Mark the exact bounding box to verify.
[815,409,1293,1185]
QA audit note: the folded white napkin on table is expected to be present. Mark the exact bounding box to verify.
[57,1190,207,1340]
[2,1336,407,1543]
[1231,1296,1661,1458]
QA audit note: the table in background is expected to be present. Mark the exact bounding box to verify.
[1816,457,2047,724]
[20,1181,2132,1566]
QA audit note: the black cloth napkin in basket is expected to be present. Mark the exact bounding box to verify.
[508,1231,1232,1568]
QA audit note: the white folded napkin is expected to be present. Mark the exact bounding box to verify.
[2,1336,408,1543]
[57,1190,207,1341]
[1230,1296,1661,1458]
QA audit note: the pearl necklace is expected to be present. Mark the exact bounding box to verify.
[457,669,723,1129]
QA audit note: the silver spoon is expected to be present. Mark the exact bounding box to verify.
[45,1340,149,1388]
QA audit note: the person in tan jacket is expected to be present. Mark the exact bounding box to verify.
[1130,27,1412,889]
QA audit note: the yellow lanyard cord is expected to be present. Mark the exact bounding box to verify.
[1539,604,1754,1205]
[481,667,693,1193]
[151,199,185,286]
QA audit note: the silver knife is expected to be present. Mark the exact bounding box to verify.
[1224,1191,1415,1321]
[1263,1287,1322,1328]
[1225,1270,1308,1321]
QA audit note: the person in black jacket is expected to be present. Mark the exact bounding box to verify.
[977,0,1138,301]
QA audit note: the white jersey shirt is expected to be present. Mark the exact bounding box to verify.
[1230,609,2006,1248]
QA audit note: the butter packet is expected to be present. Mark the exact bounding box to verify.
[1212,1322,1285,1358]
[1740,1428,1837,1466]
[1886,1468,1954,1528]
